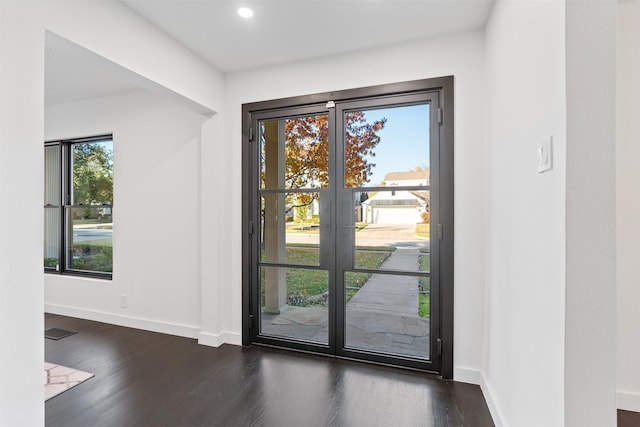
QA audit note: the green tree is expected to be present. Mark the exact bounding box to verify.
[73,142,113,205]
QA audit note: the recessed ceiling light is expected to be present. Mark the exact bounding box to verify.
[238,7,254,18]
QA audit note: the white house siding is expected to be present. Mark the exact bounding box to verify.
[371,206,419,224]
[362,190,426,224]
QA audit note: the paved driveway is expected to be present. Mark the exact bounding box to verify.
[356,223,417,239]
[284,223,429,249]
[356,223,428,248]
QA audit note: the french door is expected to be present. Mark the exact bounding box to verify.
[242,77,454,375]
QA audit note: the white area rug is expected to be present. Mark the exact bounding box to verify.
[45,362,93,401]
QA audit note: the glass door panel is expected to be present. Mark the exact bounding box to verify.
[343,187,432,360]
[261,192,323,266]
[256,112,332,347]
[337,97,436,365]
[260,266,329,344]
[344,271,430,359]
[260,115,329,190]
[344,104,430,188]
[354,189,431,271]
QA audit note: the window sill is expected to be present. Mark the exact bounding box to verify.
[44,269,112,281]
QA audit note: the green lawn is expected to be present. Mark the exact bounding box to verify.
[419,252,430,272]
[419,254,430,318]
[284,268,328,297]
[415,223,430,238]
[285,222,368,234]
[261,244,431,314]
[355,245,397,252]
[419,291,430,318]
[354,222,368,231]
[285,245,319,264]
[285,223,319,234]
[261,245,392,306]
[344,271,371,302]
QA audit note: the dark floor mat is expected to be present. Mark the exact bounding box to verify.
[45,328,77,340]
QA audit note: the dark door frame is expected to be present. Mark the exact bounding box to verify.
[241,76,454,378]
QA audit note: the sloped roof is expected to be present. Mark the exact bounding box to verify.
[384,169,430,182]
[411,191,430,203]
[362,190,429,206]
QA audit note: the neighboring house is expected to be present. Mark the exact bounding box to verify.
[382,168,430,187]
[361,169,430,224]
[285,196,319,223]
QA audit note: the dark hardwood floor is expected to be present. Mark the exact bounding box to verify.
[45,313,494,426]
[619,409,640,427]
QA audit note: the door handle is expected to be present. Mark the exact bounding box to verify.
[341,225,358,229]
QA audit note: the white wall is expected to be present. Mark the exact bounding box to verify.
[484,1,567,425]
[0,3,44,425]
[45,90,209,336]
[222,31,488,378]
[617,0,640,413]
[0,1,223,424]
[565,1,617,425]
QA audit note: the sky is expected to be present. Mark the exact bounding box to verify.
[355,103,430,185]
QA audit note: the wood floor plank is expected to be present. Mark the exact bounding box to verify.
[45,313,494,426]
[618,409,640,427]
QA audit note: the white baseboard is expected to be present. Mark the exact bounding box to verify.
[454,367,483,385]
[45,303,200,339]
[618,390,640,413]
[198,331,242,347]
[479,372,506,427]
[46,303,244,348]
[454,367,505,427]
[456,369,640,423]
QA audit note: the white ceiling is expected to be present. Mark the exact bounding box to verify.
[45,1,494,105]
[122,0,494,73]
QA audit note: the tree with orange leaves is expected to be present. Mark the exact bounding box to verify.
[284,112,386,189]
[261,111,385,220]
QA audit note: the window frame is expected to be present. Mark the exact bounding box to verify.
[44,134,114,280]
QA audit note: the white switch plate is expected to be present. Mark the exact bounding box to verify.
[538,136,553,173]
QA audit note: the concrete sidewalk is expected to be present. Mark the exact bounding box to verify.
[345,248,429,357]
[261,248,430,359]
[347,248,420,317]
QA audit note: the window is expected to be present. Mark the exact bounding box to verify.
[44,135,114,278]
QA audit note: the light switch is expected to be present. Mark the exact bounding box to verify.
[538,136,553,173]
